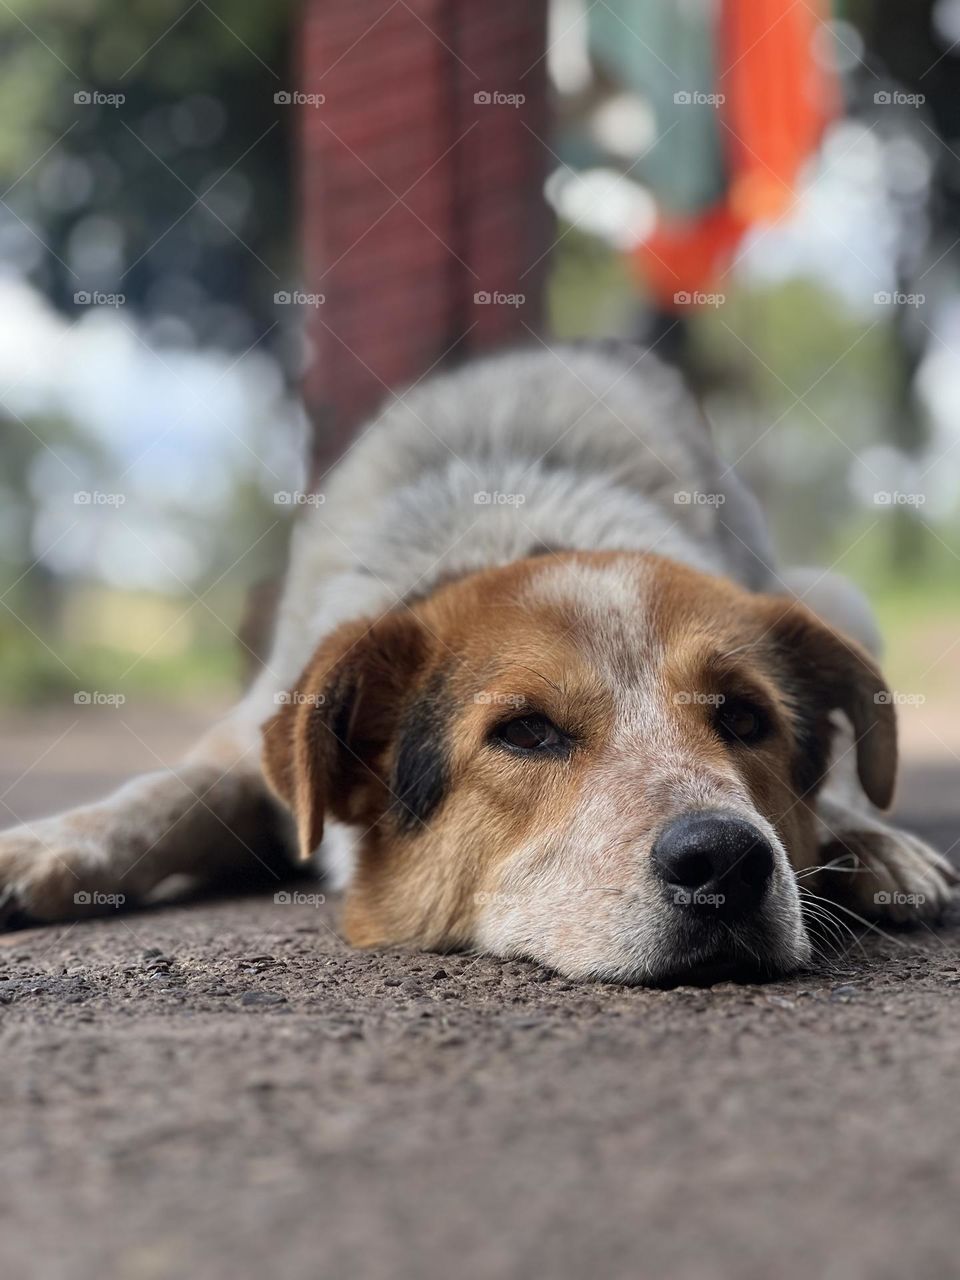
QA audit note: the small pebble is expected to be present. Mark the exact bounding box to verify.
[830,984,858,1003]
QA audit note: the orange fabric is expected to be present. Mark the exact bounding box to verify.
[633,0,839,307]
[720,0,838,221]
[637,205,745,304]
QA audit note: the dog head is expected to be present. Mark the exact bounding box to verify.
[262,552,896,984]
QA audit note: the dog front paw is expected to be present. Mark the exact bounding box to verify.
[820,822,958,924]
[0,821,102,927]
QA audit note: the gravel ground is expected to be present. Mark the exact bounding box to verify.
[2,731,959,1280]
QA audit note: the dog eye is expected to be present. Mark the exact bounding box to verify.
[716,700,768,746]
[493,714,566,754]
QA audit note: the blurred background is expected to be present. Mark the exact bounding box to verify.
[0,0,958,820]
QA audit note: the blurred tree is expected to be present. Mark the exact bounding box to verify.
[851,0,960,569]
[0,0,296,368]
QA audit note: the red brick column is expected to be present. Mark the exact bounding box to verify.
[298,0,550,479]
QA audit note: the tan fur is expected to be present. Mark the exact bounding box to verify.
[0,344,954,980]
[261,552,898,968]
[0,545,951,979]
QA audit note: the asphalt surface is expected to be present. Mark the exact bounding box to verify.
[1,718,959,1280]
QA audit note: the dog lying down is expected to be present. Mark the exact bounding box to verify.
[0,346,955,984]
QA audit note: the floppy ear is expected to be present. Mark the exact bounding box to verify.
[759,598,898,810]
[261,611,431,862]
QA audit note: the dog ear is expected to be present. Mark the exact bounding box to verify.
[758,598,898,810]
[261,611,432,862]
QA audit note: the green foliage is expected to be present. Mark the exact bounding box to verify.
[0,0,297,356]
[0,594,246,706]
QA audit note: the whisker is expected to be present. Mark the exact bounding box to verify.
[801,899,851,935]
[798,887,868,957]
[803,920,846,960]
[717,920,764,969]
[515,664,564,697]
[798,888,913,951]
[795,856,868,879]
[800,901,861,957]
[805,904,851,936]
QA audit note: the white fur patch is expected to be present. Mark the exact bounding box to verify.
[259,345,776,714]
[320,820,360,891]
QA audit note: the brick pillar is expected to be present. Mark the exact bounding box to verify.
[298,0,550,479]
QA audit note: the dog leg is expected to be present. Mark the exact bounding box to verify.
[779,569,957,921]
[0,710,293,926]
[812,728,957,924]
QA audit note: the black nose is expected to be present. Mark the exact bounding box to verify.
[651,812,775,917]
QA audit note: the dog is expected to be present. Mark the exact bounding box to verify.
[0,345,955,983]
